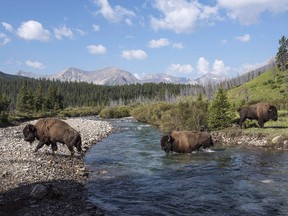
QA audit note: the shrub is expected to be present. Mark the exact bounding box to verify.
[99,106,131,118]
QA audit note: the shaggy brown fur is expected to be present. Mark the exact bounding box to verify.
[238,102,278,128]
[160,130,214,153]
[23,118,82,156]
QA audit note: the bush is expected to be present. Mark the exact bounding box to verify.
[99,106,131,118]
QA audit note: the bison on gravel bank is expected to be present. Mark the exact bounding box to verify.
[23,118,82,156]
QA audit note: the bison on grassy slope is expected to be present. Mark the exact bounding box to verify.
[238,102,278,128]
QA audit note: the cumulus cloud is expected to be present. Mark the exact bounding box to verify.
[148,38,170,48]
[92,0,135,24]
[172,42,184,49]
[151,0,219,33]
[235,34,251,42]
[54,25,74,40]
[87,44,107,54]
[25,60,45,69]
[0,33,11,46]
[217,0,288,25]
[17,20,50,41]
[92,24,100,31]
[197,57,230,76]
[212,59,230,75]
[121,49,148,60]
[197,57,210,75]
[1,22,14,32]
[168,63,193,75]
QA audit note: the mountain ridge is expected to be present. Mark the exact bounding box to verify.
[16,67,226,86]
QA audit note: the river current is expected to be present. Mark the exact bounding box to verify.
[84,117,288,216]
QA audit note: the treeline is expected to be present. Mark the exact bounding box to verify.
[0,74,205,111]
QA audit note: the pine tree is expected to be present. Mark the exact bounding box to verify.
[34,84,44,112]
[16,83,29,113]
[208,87,235,130]
[276,35,288,72]
[0,94,10,126]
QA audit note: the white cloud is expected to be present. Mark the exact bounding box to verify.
[197,57,210,75]
[148,38,170,48]
[212,59,230,75]
[168,63,193,74]
[121,50,148,60]
[151,0,219,33]
[2,22,14,32]
[54,25,74,40]
[17,20,50,41]
[235,34,251,42]
[87,44,107,54]
[240,57,274,74]
[218,0,288,25]
[0,33,11,46]
[172,42,184,49]
[92,0,135,23]
[92,24,100,31]
[25,60,45,69]
[197,57,230,76]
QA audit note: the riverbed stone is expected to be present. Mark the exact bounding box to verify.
[272,135,284,144]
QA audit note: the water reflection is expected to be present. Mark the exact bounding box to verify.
[85,118,288,216]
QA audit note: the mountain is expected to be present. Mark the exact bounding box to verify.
[141,73,190,84]
[50,67,140,85]
[191,73,227,85]
[16,70,49,79]
[12,67,228,86]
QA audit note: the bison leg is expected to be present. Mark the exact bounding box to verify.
[66,144,75,157]
[51,142,58,154]
[258,119,265,128]
[34,141,46,152]
[239,117,246,129]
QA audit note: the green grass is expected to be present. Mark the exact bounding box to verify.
[227,68,288,108]
[222,110,288,144]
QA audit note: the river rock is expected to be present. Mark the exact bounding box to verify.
[30,184,47,200]
[272,135,284,144]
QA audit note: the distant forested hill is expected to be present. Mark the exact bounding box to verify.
[0,72,205,111]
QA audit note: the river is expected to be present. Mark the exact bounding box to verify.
[84,117,288,216]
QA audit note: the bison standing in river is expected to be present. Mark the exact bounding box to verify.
[238,102,278,128]
[160,131,214,153]
[23,118,82,156]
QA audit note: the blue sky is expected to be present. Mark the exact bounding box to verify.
[0,0,288,80]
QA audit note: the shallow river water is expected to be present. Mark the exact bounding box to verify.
[85,118,288,216]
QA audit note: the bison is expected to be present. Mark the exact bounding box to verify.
[23,118,82,156]
[238,102,278,128]
[160,130,214,153]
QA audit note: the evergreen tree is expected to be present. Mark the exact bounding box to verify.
[34,84,44,112]
[16,83,29,113]
[208,87,235,130]
[276,35,288,72]
[0,94,10,126]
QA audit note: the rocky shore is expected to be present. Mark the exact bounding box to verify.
[0,116,113,216]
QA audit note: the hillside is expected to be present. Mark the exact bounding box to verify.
[227,67,288,108]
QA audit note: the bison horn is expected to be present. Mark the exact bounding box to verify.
[168,135,171,142]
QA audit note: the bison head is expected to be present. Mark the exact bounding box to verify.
[23,124,37,143]
[160,135,174,153]
[268,106,278,121]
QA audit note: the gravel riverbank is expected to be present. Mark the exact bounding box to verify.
[0,117,113,216]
